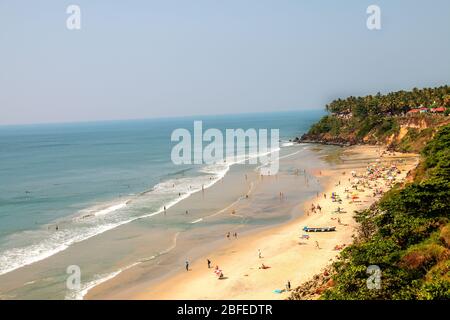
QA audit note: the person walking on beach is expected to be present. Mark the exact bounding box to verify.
[226,232,231,240]
[164,206,166,215]
[286,280,291,291]
[185,210,188,215]
[207,259,211,269]
[315,241,320,249]
[234,232,238,239]
[185,260,189,271]
[258,249,262,259]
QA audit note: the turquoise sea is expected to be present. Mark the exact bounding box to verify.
[0,110,324,297]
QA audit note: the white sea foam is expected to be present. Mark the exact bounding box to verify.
[0,223,120,276]
[68,232,181,300]
[281,141,294,147]
[0,143,297,277]
[93,202,128,217]
[65,261,141,300]
[0,169,223,276]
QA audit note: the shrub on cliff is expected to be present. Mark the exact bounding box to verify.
[308,115,343,136]
[320,124,450,300]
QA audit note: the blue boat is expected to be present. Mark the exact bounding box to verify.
[303,226,336,232]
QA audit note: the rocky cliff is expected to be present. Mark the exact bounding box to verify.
[298,114,450,153]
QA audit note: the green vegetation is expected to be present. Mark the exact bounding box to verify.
[302,86,450,151]
[308,116,344,136]
[326,85,450,115]
[306,114,401,144]
[300,87,450,299]
[321,125,450,300]
[397,128,435,153]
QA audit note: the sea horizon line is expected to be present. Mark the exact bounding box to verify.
[0,108,324,128]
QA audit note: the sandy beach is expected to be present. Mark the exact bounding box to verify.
[1,142,418,300]
[127,145,419,300]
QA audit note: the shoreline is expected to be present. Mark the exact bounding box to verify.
[294,139,354,147]
[90,145,419,300]
[0,152,231,279]
[84,145,325,299]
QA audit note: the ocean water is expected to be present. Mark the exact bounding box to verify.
[0,110,324,295]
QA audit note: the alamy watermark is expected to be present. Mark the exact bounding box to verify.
[171,121,280,175]
[366,265,382,290]
[367,5,381,30]
[66,5,81,30]
[66,265,81,290]
[65,5,382,32]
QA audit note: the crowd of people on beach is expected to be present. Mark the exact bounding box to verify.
[178,149,409,297]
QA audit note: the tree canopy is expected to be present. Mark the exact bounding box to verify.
[326,85,450,117]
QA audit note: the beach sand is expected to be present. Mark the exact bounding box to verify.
[128,145,419,300]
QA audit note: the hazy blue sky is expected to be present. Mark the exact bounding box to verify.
[1,0,450,125]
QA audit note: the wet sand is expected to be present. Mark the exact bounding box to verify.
[3,144,329,299]
[0,140,418,300]
[84,145,329,299]
[0,156,257,299]
[120,145,419,300]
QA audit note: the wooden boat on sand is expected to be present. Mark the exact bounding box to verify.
[303,226,336,232]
